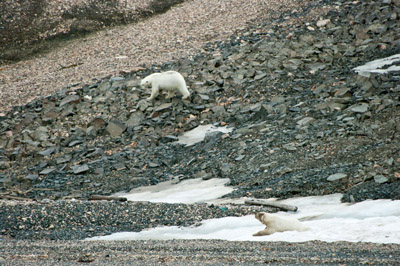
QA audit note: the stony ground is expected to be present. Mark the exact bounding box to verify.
[0,0,400,264]
[1,240,399,265]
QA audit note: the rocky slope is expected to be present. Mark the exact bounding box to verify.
[1,0,400,264]
[1,0,399,204]
[0,0,399,251]
[0,0,184,63]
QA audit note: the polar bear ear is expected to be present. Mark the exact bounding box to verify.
[255,212,264,221]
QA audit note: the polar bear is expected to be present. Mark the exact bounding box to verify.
[140,71,190,100]
[253,212,310,236]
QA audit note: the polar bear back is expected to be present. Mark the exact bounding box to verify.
[262,213,309,232]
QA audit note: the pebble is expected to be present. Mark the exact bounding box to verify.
[327,173,347,182]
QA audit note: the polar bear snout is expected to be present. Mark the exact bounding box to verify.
[140,79,151,88]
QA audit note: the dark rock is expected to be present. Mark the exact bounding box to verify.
[114,163,126,171]
[60,95,80,107]
[68,140,83,147]
[56,155,71,164]
[33,127,49,141]
[251,105,269,121]
[106,119,126,137]
[24,174,39,181]
[296,117,315,127]
[39,167,57,175]
[126,111,144,127]
[199,94,210,101]
[38,147,56,156]
[72,164,89,174]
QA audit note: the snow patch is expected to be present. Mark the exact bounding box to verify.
[175,124,232,146]
[87,194,400,244]
[353,53,400,77]
[114,177,233,204]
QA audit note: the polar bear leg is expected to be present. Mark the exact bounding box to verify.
[147,85,159,100]
[179,86,190,99]
[253,227,277,236]
[166,90,175,99]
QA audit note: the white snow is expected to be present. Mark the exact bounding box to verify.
[353,53,400,77]
[114,177,233,204]
[175,124,232,146]
[87,192,400,244]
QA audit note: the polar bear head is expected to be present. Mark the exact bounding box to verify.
[140,76,152,88]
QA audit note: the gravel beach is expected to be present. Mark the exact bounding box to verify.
[1,0,400,264]
[2,239,400,265]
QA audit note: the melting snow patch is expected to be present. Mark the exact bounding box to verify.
[87,194,400,244]
[114,177,233,204]
[175,124,232,146]
[353,53,400,77]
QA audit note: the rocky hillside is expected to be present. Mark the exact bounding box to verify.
[0,0,399,207]
[0,0,183,63]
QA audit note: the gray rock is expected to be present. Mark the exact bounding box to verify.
[154,103,173,112]
[199,94,210,101]
[283,143,297,151]
[88,117,106,130]
[385,157,394,166]
[24,174,39,181]
[0,177,10,183]
[148,162,159,168]
[327,173,347,181]
[317,18,330,27]
[85,126,97,135]
[68,140,83,147]
[0,161,10,169]
[270,96,285,106]
[254,72,267,80]
[114,163,126,171]
[56,155,71,164]
[334,88,352,98]
[204,131,223,143]
[39,167,57,175]
[125,111,144,127]
[60,95,80,107]
[137,99,150,111]
[72,164,89,174]
[220,163,233,176]
[211,105,226,116]
[297,117,315,127]
[106,119,126,137]
[194,170,213,180]
[374,175,388,184]
[38,147,56,156]
[98,81,111,91]
[235,155,245,161]
[350,103,369,113]
[307,63,326,73]
[33,127,49,141]
[251,105,269,121]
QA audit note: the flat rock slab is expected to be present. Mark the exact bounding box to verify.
[327,173,347,181]
[106,120,126,137]
[72,164,89,174]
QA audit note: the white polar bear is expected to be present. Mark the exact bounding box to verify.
[253,212,310,236]
[140,71,190,100]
